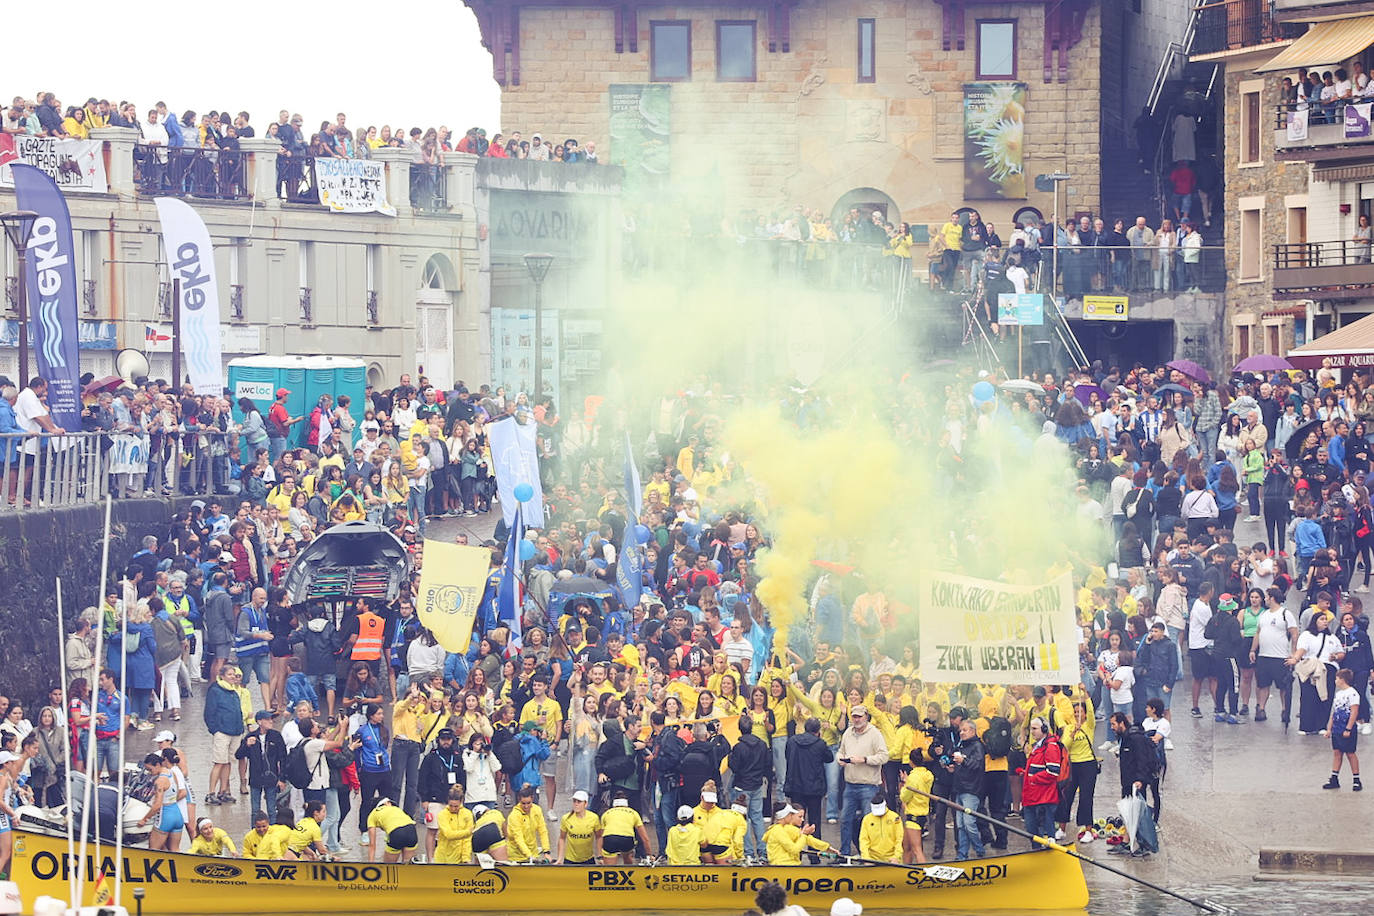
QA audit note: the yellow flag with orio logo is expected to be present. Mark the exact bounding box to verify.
[416,541,492,653]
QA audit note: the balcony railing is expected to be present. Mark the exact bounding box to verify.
[1274,240,1374,299]
[1273,100,1374,152]
[1192,0,1299,55]
[279,155,319,204]
[133,145,248,200]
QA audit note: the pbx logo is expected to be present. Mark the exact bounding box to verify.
[588,869,636,891]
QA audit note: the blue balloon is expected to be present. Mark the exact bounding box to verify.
[519,539,536,561]
[635,524,652,545]
[513,483,535,502]
[972,381,995,402]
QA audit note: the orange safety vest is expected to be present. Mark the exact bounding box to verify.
[352,612,385,660]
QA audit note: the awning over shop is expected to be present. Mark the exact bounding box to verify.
[1288,310,1374,369]
[1257,15,1374,71]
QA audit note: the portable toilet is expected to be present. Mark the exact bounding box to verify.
[228,355,366,447]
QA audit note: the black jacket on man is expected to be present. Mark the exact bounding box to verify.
[1117,725,1159,794]
[727,733,773,792]
[235,726,286,789]
[677,739,722,806]
[418,741,465,803]
[951,735,986,795]
[783,731,834,798]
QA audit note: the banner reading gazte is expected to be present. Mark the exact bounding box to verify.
[10,163,82,431]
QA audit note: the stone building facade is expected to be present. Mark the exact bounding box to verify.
[468,0,1105,229]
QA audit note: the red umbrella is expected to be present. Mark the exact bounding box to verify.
[82,375,122,396]
[1166,359,1211,383]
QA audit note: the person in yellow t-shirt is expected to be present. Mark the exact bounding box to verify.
[470,804,509,860]
[598,791,649,865]
[556,790,601,864]
[256,815,296,860]
[366,798,419,863]
[189,817,238,857]
[286,801,328,859]
[900,751,935,864]
[1056,701,1098,843]
[667,805,705,865]
[435,786,475,864]
[241,812,271,859]
[762,803,831,865]
[858,792,904,863]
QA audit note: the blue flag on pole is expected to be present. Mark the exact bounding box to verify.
[497,504,524,651]
[623,430,643,517]
[10,164,82,431]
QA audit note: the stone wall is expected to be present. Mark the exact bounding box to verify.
[497,1,1105,228]
[0,501,170,708]
[1221,66,1309,351]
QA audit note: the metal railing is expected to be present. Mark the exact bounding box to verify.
[1148,2,1200,115]
[133,145,249,200]
[925,242,1229,299]
[1273,98,1374,130]
[1274,239,1372,269]
[279,155,319,203]
[1,429,241,513]
[410,164,447,211]
[1191,0,1297,55]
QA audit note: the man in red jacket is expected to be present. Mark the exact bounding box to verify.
[1021,716,1065,843]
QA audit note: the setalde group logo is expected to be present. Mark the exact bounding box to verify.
[452,868,510,895]
[643,872,721,892]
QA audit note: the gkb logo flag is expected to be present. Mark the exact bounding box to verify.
[10,164,82,431]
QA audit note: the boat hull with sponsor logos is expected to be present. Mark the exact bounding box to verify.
[10,828,1088,912]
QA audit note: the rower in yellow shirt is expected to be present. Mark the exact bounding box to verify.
[900,751,935,864]
[286,801,328,860]
[435,786,475,864]
[719,793,750,863]
[556,790,601,864]
[858,792,903,863]
[598,791,650,865]
[241,812,271,859]
[506,786,551,861]
[762,803,830,865]
[366,798,420,864]
[693,780,733,864]
[667,805,705,865]
[188,817,237,857]
[255,815,296,860]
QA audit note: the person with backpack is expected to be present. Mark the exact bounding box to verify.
[1021,715,1065,844]
[287,717,349,807]
[1121,470,1156,543]
[974,697,1016,849]
[1205,594,1245,724]
[235,709,286,818]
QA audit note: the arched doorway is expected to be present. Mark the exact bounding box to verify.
[416,254,456,390]
[1012,206,1044,228]
[831,187,902,227]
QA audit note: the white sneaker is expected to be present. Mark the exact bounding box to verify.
[1097,740,1115,752]
[1053,828,1066,841]
[1078,831,1095,844]
[359,836,369,846]
[1362,724,1372,736]
[1164,739,1175,750]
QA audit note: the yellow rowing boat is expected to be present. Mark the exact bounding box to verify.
[9,829,1089,912]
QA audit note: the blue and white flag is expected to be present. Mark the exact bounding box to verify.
[488,416,545,528]
[497,504,524,651]
[623,430,643,517]
[614,509,643,611]
[154,197,223,395]
[11,164,82,431]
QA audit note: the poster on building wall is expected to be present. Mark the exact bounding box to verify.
[609,84,671,188]
[490,307,562,406]
[1345,104,1372,140]
[963,82,1027,200]
[0,136,108,193]
[313,158,396,215]
[1287,108,1309,142]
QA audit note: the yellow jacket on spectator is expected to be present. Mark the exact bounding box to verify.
[763,823,829,865]
[506,805,550,860]
[791,683,845,746]
[62,117,88,140]
[392,696,428,744]
[436,806,475,864]
[859,809,903,862]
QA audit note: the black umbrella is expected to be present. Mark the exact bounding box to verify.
[1284,419,1324,460]
[1153,383,1194,401]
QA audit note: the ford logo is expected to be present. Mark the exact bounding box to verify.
[194,863,242,879]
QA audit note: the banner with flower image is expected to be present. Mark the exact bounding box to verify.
[963,82,1026,200]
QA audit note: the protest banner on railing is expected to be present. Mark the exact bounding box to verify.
[0,136,108,193]
[919,571,1077,685]
[314,158,396,215]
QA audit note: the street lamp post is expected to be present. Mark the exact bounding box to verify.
[522,253,554,402]
[1,210,40,384]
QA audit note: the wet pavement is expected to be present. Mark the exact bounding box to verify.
[91,511,1370,913]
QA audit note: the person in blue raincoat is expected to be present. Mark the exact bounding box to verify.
[112,598,160,730]
[516,721,551,792]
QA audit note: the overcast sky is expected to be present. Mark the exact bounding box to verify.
[9,0,502,135]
